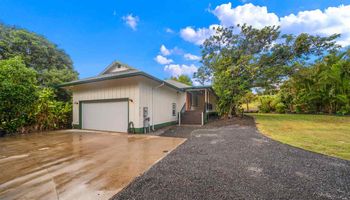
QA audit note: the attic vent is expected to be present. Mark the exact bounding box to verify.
[100,61,134,75]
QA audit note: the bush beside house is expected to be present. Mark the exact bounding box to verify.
[0,24,78,135]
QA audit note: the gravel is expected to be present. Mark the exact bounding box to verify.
[112,117,350,200]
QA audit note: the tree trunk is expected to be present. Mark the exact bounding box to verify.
[229,103,236,118]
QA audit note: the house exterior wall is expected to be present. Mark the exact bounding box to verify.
[70,76,187,132]
[71,77,140,129]
[138,77,186,129]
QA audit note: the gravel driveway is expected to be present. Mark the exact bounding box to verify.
[113,117,350,200]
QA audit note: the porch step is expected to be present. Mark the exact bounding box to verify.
[181,111,202,125]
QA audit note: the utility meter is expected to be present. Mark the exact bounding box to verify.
[143,107,148,118]
[143,107,150,133]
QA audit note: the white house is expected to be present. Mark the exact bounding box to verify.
[60,61,217,133]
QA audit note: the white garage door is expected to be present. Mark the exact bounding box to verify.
[82,101,128,132]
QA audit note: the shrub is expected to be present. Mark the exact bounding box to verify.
[35,88,72,130]
[0,57,38,133]
[337,105,350,115]
[295,105,303,114]
[0,57,72,134]
[275,102,286,113]
[258,95,276,113]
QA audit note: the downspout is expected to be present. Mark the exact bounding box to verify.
[152,82,165,131]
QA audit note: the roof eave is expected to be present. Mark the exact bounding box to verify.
[58,72,184,92]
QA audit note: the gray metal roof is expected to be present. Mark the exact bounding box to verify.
[164,79,191,89]
[59,61,213,92]
[59,68,141,87]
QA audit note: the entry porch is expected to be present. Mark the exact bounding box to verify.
[180,87,217,125]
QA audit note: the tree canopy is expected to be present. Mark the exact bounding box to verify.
[171,74,193,86]
[0,23,78,87]
[0,57,38,133]
[278,50,350,114]
[196,24,341,116]
[0,24,77,134]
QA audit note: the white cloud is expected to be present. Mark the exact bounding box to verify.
[170,46,184,55]
[180,24,220,45]
[164,64,198,77]
[122,14,139,30]
[184,53,201,61]
[159,45,183,56]
[165,28,174,33]
[155,55,173,65]
[160,45,171,56]
[280,5,350,46]
[181,3,350,46]
[211,3,279,28]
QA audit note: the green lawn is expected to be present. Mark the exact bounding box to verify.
[248,113,350,160]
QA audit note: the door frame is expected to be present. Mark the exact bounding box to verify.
[79,98,130,132]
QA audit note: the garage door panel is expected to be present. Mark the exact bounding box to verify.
[82,101,128,132]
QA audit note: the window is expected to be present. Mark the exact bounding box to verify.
[172,103,176,116]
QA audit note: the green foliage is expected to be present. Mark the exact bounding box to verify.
[256,94,286,113]
[279,50,350,115]
[0,23,78,89]
[0,57,38,133]
[258,95,277,113]
[194,65,211,85]
[171,75,193,86]
[197,24,339,116]
[199,25,280,116]
[0,57,72,134]
[35,88,72,130]
[275,102,286,113]
[240,91,256,112]
[0,24,77,134]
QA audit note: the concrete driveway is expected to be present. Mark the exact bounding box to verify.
[0,130,185,200]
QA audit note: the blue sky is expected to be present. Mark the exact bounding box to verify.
[1,0,350,81]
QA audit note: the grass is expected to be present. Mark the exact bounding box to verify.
[248,113,350,160]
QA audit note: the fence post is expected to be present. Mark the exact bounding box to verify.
[178,112,181,126]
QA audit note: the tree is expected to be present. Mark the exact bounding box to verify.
[197,24,340,116]
[171,74,193,86]
[0,57,38,133]
[198,25,280,116]
[194,66,211,85]
[0,23,78,88]
[279,49,350,114]
[241,91,256,111]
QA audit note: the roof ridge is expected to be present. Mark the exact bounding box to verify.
[99,60,138,75]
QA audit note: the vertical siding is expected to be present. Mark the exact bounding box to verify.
[71,78,140,128]
[71,76,188,129]
[138,78,186,127]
